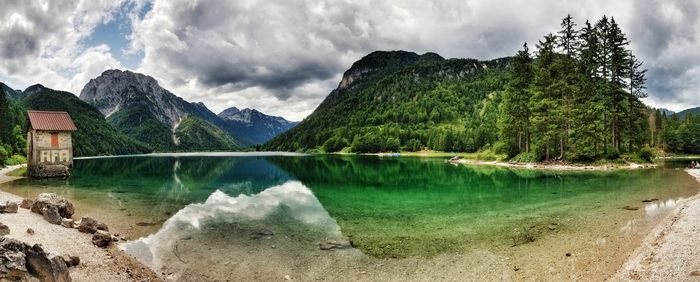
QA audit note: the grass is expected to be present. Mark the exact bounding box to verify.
[6,167,27,177]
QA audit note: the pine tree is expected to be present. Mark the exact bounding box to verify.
[529,34,560,161]
[498,43,533,155]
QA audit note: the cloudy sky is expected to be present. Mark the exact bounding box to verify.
[0,0,698,121]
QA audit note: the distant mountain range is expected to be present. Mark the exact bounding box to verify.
[677,107,700,118]
[78,70,297,151]
[1,70,298,155]
[218,107,299,145]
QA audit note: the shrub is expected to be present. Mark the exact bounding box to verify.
[4,155,26,166]
[511,152,539,163]
[0,146,8,166]
[637,146,655,163]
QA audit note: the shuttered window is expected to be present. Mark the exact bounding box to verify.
[51,134,59,148]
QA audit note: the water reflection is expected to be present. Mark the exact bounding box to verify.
[121,181,346,279]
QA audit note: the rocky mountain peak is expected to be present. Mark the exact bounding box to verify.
[338,51,444,90]
[79,69,195,127]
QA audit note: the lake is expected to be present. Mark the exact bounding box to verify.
[2,154,698,281]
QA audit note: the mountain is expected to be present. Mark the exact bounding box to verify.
[218,107,299,145]
[1,83,24,101]
[677,107,700,118]
[80,70,242,151]
[18,86,152,156]
[264,50,510,152]
[657,108,675,116]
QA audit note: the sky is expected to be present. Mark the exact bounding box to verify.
[0,0,699,121]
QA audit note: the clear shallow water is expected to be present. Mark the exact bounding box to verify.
[2,154,699,280]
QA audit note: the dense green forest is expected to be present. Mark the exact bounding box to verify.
[0,85,152,165]
[265,14,699,162]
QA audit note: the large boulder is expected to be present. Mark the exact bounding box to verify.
[0,238,28,280]
[0,201,18,213]
[41,206,63,225]
[31,193,74,219]
[25,244,71,282]
[91,230,112,248]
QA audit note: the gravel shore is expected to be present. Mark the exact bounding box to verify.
[613,169,700,281]
[0,165,162,281]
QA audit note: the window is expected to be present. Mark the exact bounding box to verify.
[51,133,59,148]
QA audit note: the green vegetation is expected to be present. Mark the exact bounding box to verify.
[657,111,700,154]
[107,103,175,151]
[266,14,657,163]
[6,166,27,177]
[265,52,509,154]
[174,116,240,151]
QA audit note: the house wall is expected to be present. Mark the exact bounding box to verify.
[28,130,74,168]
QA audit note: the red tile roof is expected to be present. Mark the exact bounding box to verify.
[27,111,78,131]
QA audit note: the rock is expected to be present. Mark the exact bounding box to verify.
[565,252,572,257]
[250,229,274,239]
[0,238,29,280]
[19,199,33,209]
[92,230,112,248]
[0,201,18,213]
[0,238,72,281]
[77,217,98,234]
[319,240,352,250]
[31,193,74,219]
[0,223,9,236]
[96,222,109,232]
[61,256,80,267]
[547,224,557,231]
[284,275,291,280]
[41,206,63,225]
[642,198,659,203]
[60,218,74,228]
[622,206,640,211]
[26,228,34,235]
[25,244,71,282]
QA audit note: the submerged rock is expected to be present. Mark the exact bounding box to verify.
[19,199,33,209]
[41,206,63,225]
[92,230,112,248]
[0,201,18,213]
[31,193,74,219]
[0,223,9,236]
[250,229,274,239]
[622,206,640,211]
[319,240,352,250]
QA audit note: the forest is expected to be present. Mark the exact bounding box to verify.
[265,14,700,162]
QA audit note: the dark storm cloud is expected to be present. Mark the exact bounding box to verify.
[627,0,700,108]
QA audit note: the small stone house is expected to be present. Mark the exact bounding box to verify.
[26,111,78,178]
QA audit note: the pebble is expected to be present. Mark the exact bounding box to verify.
[26,228,34,235]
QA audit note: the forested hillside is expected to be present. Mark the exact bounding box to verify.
[266,14,660,162]
[265,51,510,153]
[0,85,152,163]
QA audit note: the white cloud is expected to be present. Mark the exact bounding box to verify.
[0,0,125,93]
[1,0,699,120]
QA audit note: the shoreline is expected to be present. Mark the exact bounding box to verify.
[447,158,657,171]
[0,165,162,281]
[613,169,700,280]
